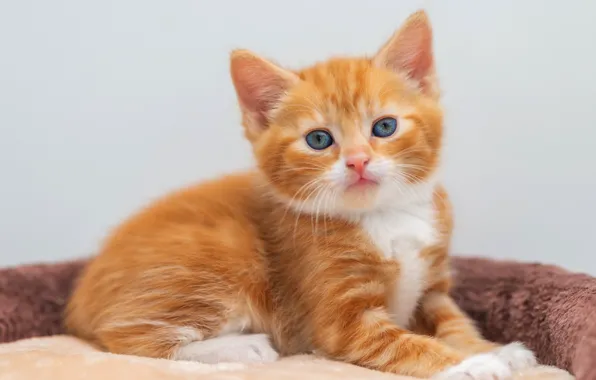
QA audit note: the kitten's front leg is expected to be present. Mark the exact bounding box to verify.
[420,291,537,372]
[305,253,467,378]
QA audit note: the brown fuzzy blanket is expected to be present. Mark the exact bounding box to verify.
[0,257,594,380]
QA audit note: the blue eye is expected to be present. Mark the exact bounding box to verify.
[372,117,398,138]
[305,130,334,150]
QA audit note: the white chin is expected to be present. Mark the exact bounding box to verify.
[341,185,380,210]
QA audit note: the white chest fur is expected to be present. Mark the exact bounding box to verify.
[360,200,438,328]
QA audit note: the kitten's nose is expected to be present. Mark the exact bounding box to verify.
[346,154,370,176]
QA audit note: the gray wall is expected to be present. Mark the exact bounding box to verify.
[1,1,594,274]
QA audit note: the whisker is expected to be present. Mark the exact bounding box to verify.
[282,178,320,237]
[294,181,323,247]
[314,184,330,240]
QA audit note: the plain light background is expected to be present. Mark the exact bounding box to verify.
[0,1,594,274]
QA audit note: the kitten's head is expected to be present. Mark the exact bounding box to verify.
[230,11,442,214]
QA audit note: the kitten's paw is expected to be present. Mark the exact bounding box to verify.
[493,342,537,371]
[174,333,279,364]
[432,353,512,380]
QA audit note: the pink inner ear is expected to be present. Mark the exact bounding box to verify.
[231,55,294,128]
[401,34,433,84]
[387,32,433,83]
[252,76,288,125]
[375,12,436,93]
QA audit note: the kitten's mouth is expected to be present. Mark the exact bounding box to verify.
[346,177,379,190]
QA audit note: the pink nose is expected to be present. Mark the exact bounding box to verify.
[346,155,370,176]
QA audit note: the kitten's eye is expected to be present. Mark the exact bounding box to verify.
[305,130,334,150]
[372,117,398,138]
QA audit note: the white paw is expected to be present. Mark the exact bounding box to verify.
[493,342,537,371]
[174,334,279,364]
[433,353,512,380]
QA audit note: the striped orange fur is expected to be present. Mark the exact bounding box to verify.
[66,10,536,378]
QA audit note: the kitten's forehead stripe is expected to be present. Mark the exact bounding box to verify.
[298,58,375,120]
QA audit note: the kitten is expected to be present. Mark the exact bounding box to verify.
[66,10,537,379]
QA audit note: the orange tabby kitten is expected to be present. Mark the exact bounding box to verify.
[66,11,537,379]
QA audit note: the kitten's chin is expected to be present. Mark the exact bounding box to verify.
[340,182,380,211]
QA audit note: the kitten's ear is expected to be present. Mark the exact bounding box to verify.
[230,50,299,139]
[373,10,438,97]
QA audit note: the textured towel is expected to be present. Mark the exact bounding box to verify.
[0,257,594,379]
[0,259,85,342]
[451,257,596,380]
[0,336,573,380]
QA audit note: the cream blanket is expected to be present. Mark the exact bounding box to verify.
[0,336,573,380]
